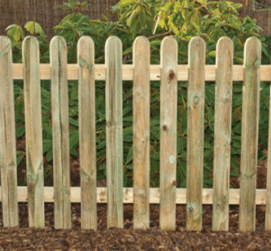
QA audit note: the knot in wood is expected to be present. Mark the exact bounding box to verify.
[172,180,177,186]
[162,125,168,131]
[167,69,175,81]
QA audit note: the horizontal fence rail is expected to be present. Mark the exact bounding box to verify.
[0,35,270,232]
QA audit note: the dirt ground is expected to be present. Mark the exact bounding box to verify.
[0,203,270,250]
[255,0,271,10]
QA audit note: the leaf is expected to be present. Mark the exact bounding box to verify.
[125,146,133,165]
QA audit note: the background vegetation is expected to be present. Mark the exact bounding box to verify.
[5,0,271,187]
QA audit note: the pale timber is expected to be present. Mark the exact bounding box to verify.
[10,64,271,82]
[160,36,178,230]
[50,36,71,229]
[78,36,97,230]
[212,37,233,231]
[239,37,261,232]
[22,36,44,228]
[105,36,123,228]
[0,36,19,227]
[133,36,150,230]
[186,37,205,231]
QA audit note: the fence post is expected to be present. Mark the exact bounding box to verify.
[133,36,150,229]
[212,37,233,231]
[105,36,123,228]
[78,36,97,230]
[186,36,205,231]
[160,36,178,230]
[50,36,71,229]
[0,36,19,227]
[23,36,44,228]
[239,37,261,231]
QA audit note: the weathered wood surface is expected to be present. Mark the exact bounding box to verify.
[212,37,233,231]
[133,36,150,230]
[105,36,123,229]
[78,36,97,230]
[2,187,267,205]
[9,63,271,82]
[186,36,205,231]
[50,36,71,229]
[160,36,178,230]
[22,36,44,228]
[0,36,19,227]
[239,37,261,232]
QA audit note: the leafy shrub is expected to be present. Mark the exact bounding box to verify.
[5,0,270,187]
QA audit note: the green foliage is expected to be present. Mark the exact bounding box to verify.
[54,0,90,13]
[155,0,267,64]
[4,0,270,188]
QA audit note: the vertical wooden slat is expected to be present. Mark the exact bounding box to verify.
[266,45,271,230]
[0,36,19,227]
[160,36,178,230]
[239,37,261,231]
[105,36,123,228]
[212,37,233,231]
[186,36,205,231]
[50,36,71,229]
[78,36,97,230]
[133,36,150,229]
[22,36,44,228]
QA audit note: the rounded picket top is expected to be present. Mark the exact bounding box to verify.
[216,36,233,52]
[244,37,261,66]
[161,36,178,49]
[133,35,149,45]
[133,36,150,64]
[105,36,122,55]
[188,36,206,65]
[50,36,67,51]
[77,36,95,54]
[161,36,178,66]
[216,37,234,66]
[133,36,150,53]
[22,35,39,52]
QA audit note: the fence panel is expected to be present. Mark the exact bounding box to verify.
[160,36,178,230]
[212,37,233,231]
[0,36,18,227]
[78,36,97,230]
[239,37,261,231]
[133,36,150,230]
[105,36,123,229]
[50,36,71,229]
[1,35,271,231]
[22,36,44,228]
[186,36,206,231]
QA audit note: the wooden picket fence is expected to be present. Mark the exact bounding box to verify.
[0,34,270,232]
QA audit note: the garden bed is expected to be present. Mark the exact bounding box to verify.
[0,203,270,250]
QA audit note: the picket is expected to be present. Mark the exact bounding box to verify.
[160,36,178,230]
[212,37,233,231]
[186,36,206,231]
[78,36,97,230]
[50,36,71,229]
[0,36,18,227]
[22,36,44,228]
[239,37,261,231]
[133,36,150,229]
[105,36,123,228]
[0,35,271,232]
